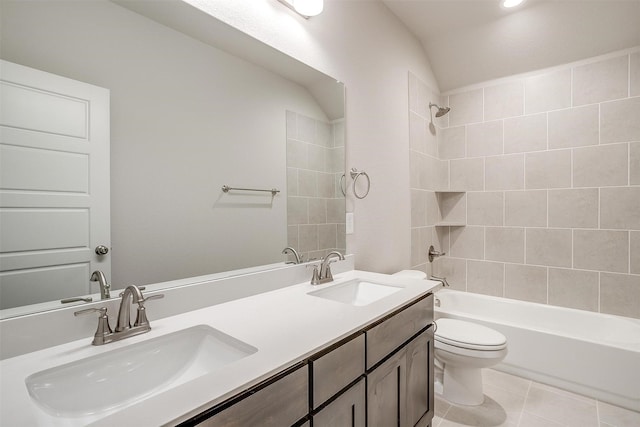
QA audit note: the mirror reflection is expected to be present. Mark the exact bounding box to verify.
[0,0,345,318]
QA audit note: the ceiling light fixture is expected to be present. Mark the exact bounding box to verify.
[278,0,324,18]
[501,0,525,8]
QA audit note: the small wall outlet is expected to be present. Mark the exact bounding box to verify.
[346,212,354,234]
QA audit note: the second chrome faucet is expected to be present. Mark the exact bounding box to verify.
[75,285,164,346]
[310,251,345,285]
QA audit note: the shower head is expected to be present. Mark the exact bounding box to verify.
[429,102,450,118]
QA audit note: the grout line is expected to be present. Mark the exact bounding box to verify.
[516,380,533,427]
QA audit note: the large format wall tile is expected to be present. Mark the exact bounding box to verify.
[526,228,572,268]
[467,260,504,296]
[573,143,628,188]
[466,120,503,157]
[439,126,466,159]
[631,142,640,185]
[525,150,571,189]
[433,256,467,290]
[574,230,629,273]
[572,55,629,106]
[450,158,484,191]
[600,187,640,230]
[548,189,599,229]
[504,113,547,154]
[600,97,640,144]
[548,105,599,149]
[450,226,485,259]
[548,268,599,312]
[524,68,571,114]
[600,273,640,318]
[449,89,483,126]
[505,190,547,227]
[631,232,640,274]
[486,227,525,263]
[467,192,503,226]
[632,52,640,97]
[484,81,524,121]
[415,52,640,319]
[505,264,547,304]
[485,154,524,191]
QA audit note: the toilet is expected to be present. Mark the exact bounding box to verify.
[393,270,508,406]
[434,318,507,405]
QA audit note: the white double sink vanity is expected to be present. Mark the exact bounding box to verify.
[0,267,440,426]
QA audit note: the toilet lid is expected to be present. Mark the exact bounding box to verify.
[435,318,507,351]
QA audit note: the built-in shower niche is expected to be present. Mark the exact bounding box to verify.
[435,191,466,227]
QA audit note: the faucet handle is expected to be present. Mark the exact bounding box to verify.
[134,294,164,328]
[307,263,321,285]
[74,306,108,317]
[139,294,164,304]
[74,307,113,345]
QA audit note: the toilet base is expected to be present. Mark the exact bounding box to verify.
[442,365,484,406]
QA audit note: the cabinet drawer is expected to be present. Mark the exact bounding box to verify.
[312,333,365,408]
[366,294,433,369]
[313,377,365,427]
[198,365,308,426]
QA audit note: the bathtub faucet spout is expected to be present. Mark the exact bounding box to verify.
[429,275,450,288]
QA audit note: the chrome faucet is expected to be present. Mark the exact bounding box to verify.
[429,275,450,288]
[90,270,110,299]
[282,246,302,264]
[74,285,164,345]
[310,251,345,285]
[115,285,145,332]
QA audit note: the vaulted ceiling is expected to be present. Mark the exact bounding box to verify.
[381,0,640,92]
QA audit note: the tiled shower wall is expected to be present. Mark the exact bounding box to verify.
[286,111,346,262]
[410,49,640,319]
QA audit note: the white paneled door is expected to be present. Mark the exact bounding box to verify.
[0,60,110,309]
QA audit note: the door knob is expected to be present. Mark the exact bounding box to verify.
[95,245,109,255]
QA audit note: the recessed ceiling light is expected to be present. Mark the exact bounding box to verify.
[502,0,525,9]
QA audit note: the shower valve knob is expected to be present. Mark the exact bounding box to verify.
[428,245,446,262]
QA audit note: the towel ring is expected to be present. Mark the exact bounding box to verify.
[339,173,347,197]
[349,167,371,199]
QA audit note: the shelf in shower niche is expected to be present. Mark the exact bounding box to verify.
[434,191,466,227]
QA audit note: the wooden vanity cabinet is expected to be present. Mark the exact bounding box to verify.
[313,378,366,427]
[310,332,366,426]
[366,294,435,427]
[311,333,365,409]
[181,293,433,427]
[406,329,434,427]
[367,346,408,426]
[191,364,308,427]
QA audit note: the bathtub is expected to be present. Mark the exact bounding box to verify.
[434,289,640,412]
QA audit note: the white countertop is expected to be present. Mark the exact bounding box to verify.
[0,270,438,426]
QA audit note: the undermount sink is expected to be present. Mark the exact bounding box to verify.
[25,325,257,418]
[308,279,403,306]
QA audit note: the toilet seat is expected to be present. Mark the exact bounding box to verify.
[435,318,507,351]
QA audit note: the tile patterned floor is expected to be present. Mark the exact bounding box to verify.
[433,369,640,427]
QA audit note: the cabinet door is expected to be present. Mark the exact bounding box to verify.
[312,333,365,409]
[313,378,365,427]
[406,328,434,427]
[367,295,433,369]
[197,365,308,426]
[367,348,407,427]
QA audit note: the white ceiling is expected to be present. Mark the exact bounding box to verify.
[381,0,640,92]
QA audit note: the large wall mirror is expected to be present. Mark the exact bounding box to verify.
[0,0,345,318]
